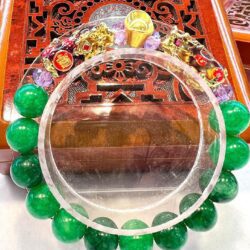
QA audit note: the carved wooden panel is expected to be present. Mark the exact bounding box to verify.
[67,59,192,105]
[3,0,217,121]
[25,0,207,71]
[225,0,250,32]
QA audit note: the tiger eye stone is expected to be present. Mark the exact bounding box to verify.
[10,154,42,189]
[209,136,249,171]
[6,118,39,154]
[14,84,48,118]
[199,169,238,203]
[152,212,188,250]
[84,217,118,250]
[52,208,87,243]
[26,183,60,219]
[179,193,217,232]
[119,220,153,250]
[209,100,250,136]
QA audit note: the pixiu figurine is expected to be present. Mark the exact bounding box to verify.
[74,23,115,59]
[160,26,227,89]
[161,26,203,63]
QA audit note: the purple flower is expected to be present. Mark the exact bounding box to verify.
[115,30,127,46]
[32,69,53,88]
[144,32,161,50]
[213,85,233,103]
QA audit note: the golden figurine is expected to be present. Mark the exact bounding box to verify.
[161,26,203,61]
[124,10,154,48]
[74,23,114,59]
[42,58,59,78]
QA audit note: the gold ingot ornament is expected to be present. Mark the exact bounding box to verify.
[125,10,154,48]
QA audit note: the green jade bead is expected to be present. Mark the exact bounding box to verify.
[14,84,48,118]
[209,100,250,136]
[6,118,39,154]
[179,193,217,232]
[152,212,188,250]
[26,183,60,219]
[84,217,118,250]
[71,203,89,218]
[52,208,88,243]
[10,154,42,189]
[209,136,249,171]
[199,169,238,203]
[120,219,153,250]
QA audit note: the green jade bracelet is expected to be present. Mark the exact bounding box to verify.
[7,83,250,250]
[5,12,250,250]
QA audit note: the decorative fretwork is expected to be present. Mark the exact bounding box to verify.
[65,59,192,104]
[25,0,207,70]
[226,0,250,30]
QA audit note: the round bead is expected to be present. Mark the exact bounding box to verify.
[52,208,87,243]
[119,220,153,250]
[152,212,188,250]
[84,217,118,250]
[199,169,238,203]
[6,118,39,154]
[14,84,48,118]
[209,136,249,171]
[26,183,60,219]
[71,203,89,218]
[209,100,250,136]
[10,154,42,189]
[179,193,217,232]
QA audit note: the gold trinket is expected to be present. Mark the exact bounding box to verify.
[42,58,59,78]
[52,50,74,72]
[125,10,154,48]
[74,23,114,59]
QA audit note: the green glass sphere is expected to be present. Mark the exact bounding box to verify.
[84,217,118,250]
[209,136,249,171]
[199,169,238,203]
[10,154,42,189]
[52,208,87,243]
[152,212,187,250]
[119,220,153,250]
[6,118,39,154]
[209,100,250,136]
[26,183,60,219]
[179,193,217,232]
[14,84,48,118]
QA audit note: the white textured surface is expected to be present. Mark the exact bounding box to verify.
[0,163,250,250]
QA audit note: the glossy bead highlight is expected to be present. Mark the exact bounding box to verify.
[209,100,250,136]
[10,154,42,189]
[199,169,238,203]
[84,217,118,250]
[26,183,60,219]
[6,118,39,154]
[52,208,87,243]
[14,84,48,118]
[119,219,153,250]
[152,212,188,250]
[179,193,217,232]
[209,136,249,171]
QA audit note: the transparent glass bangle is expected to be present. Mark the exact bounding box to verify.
[38,47,226,236]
